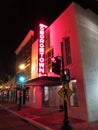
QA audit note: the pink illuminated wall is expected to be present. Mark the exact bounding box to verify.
[47,3,88,121]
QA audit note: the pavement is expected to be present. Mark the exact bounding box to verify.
[0,101,98,130]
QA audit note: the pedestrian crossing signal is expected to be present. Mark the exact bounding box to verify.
[61,68,70,82]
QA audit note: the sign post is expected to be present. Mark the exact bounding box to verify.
[17,88,22,111]
[60,42,73,130]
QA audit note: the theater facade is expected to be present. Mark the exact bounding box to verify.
[15,2,98,122]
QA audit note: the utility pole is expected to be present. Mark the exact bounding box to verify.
[61,42,73,130]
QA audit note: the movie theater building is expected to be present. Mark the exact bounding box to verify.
[15,2,98,122]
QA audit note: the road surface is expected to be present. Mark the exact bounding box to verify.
[0,106,39,130]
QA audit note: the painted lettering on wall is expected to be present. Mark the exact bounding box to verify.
[38,24,47,76]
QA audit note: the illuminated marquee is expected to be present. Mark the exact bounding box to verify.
[38,24,47,76]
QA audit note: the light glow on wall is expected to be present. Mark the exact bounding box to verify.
[38,23,47,76]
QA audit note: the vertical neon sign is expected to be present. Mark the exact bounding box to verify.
[38,24,47,76]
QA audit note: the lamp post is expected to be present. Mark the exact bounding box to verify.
[17,64,26,111]
[61,42,73,130]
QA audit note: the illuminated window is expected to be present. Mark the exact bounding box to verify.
[45,30,50,50]
[45,48,54,74]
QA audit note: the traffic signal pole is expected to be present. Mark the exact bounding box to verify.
[61,42,73,130]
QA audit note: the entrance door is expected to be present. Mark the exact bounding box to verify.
[42,86,49,107]
[42,86,63,107]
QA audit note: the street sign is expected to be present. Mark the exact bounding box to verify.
[58,83,73,101]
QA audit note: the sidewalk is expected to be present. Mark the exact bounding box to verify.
[0,101,98,130]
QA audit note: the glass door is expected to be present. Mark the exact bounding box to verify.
[42,86,49,107]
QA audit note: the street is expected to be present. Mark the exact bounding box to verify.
[0,107,39,130]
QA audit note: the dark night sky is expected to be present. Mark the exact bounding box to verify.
[0,0,98,78]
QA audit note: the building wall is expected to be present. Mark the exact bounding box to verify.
[15,30,34,82]
[29,86,42,109]
[75,4,98,121]
[47,3,88,121]
[28,2,88,121]
[15,2,98,122]
[29,39,42,108]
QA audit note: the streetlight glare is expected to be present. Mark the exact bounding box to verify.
[18,75,26,83]
[19,64,25,70]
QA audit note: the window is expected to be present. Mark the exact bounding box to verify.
[63,37,72,65]
[42,86,49,106]
[69,80,79,107]
[45,48,54,74]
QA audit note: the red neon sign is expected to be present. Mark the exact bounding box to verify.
[38,24,47,76]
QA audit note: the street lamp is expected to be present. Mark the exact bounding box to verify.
[19,64,25,70]
[17,64,26,111]
[17,74,26,111]
[18,63,26,89]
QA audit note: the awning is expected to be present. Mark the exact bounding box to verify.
[24,76,62,86]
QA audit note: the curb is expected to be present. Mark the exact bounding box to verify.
[0,104,53,130]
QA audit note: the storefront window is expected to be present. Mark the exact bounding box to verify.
[25,89,29,102]
[69,80,79,107]
[42,86,49,106]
